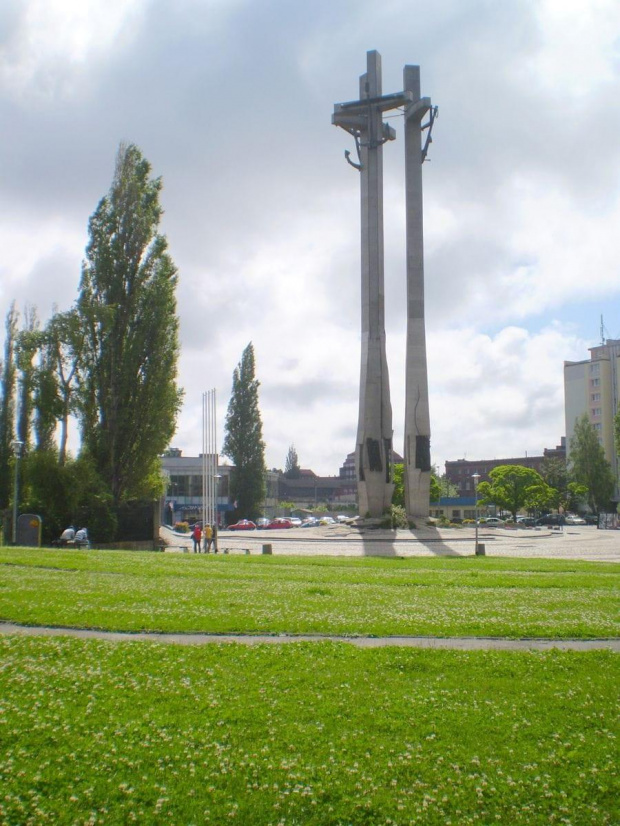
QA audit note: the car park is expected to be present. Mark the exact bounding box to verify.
[255,517,271,528]
[228,520,256,531]
[301,517,319,528]
[481,517,505,527]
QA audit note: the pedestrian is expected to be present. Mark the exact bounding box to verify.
[75,527,89,548]
[192,523,202,553]
[59,525,75,547]
[203,523,213,553]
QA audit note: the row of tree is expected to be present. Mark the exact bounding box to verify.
[0,144,182,541]
[477,414,616,519]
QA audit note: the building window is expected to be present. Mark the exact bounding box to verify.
[591,408,602,418]
[589,362,600,375]
[593,422,602,431]
[590,378,600,387]
[591,393,601,402]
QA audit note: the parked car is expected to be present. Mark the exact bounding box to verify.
[228,519,256,531]
[289,517,302,527]
[565,515,586,525]
[536,514,565,526]
[516,516,536,527]
[481,517,505,527]
[583,514,598,525]
[319,516,337,525]
[301,517,319,528]
[255,517,271,529]
[268,518,293,529]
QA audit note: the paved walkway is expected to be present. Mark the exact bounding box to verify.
[163,524,620,563]
[1,622,618,651]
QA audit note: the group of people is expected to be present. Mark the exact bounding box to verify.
[192,522,217,553]
[57,525,89,548]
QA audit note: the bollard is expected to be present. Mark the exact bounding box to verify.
[262,544,273,555]
[475,543,485,556]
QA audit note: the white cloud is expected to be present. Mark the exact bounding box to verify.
[0,0,617,478]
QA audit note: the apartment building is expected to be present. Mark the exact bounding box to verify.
[564,339,620,490]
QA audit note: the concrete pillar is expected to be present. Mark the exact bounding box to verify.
[355,51,394,518]
[403,65,432,520]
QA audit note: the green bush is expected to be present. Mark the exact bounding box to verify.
[380,505,414,529]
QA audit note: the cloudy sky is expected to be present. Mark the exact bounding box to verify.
[2,0,620,476]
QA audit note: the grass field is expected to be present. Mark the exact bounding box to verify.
[0,548,618,824]
[0,548,618,638]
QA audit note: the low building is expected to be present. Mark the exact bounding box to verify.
[429,497,477,522]
[445,441,565,498]
[161,450,279,524]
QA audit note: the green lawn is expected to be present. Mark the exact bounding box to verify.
[0,548,618,638]
[0,549,618,824]
[0,638,618,824]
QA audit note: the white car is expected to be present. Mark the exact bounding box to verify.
[482,517,505,527]
[565,515,586,525]
[289,517,302,527]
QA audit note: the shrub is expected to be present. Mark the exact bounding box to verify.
[380,505,414,530]
[174,521,190,533]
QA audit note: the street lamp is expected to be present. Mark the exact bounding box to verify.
[472,472,483,556]
[213,474,222,553]
[11,439,24,546]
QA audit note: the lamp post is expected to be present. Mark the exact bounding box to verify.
[472,472,482,556]
[11,439,24,546]
[213,474,222,553]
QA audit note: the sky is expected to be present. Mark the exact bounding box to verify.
[2,0,620,477]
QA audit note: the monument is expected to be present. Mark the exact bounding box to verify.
[333,51,435,519]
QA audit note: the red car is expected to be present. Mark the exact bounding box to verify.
[228,520,256,531]
[267,518,293,529]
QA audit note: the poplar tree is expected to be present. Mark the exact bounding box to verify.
[222,343,266,520]
[284,444,301,478]
[0,305,18,509]
[15,306,41,450]
[77,143,182,504]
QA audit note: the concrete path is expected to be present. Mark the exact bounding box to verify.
[1,622,618,651]
[163,524,620,563]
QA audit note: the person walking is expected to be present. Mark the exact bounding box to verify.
[203,523,213,553]
[192,523,202,553]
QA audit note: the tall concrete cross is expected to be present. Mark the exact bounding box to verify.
[403,64,433,519]
[333,51,433,520]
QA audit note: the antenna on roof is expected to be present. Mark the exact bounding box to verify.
[601,315,605,345]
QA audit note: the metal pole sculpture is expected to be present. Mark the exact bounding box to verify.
[333,51,408,517]
[403,65,434,519]
[333,51,436,520]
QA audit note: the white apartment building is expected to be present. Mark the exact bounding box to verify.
[564,339,620,493]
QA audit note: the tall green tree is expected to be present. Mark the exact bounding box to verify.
[77,143,182,504]
[222,343,266,520]
[15,306,42,450]
[0,304,18,509]
[477,465,555,522]
[46,309,82,464]
[284,444,301,479]
[392,463,405,507]
[570,414,614,513]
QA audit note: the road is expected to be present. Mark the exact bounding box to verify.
[161,524,620,563]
